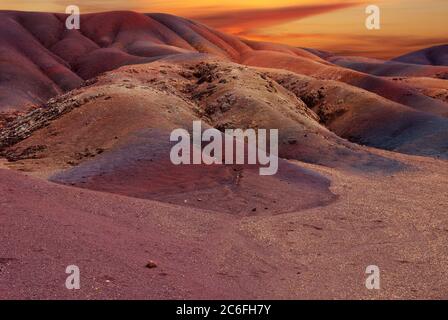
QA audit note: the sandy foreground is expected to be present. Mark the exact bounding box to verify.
[1,148,447,300]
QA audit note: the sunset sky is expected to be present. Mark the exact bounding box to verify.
[2,0,447,58]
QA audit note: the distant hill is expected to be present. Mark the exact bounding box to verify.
[392,44,448,66]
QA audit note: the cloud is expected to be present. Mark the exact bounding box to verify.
[280,33,448,59]
[190,2,360,35]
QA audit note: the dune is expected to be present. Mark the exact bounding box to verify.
[266,68,448,158]
[0,10,320,112]
[0,60,342,214]
[324,55,448,78]
[0,60,405,173]
[241,50,448,117]
[390,77,448,104]
[392,44,448,66]
[1,10,448,122]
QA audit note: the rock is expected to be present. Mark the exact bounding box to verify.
[145,260,158,269]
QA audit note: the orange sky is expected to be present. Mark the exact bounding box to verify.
[2,0,447,58]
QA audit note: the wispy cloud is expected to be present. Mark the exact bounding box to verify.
[190,2,360,35]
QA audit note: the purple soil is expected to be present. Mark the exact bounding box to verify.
[49,129,337,215]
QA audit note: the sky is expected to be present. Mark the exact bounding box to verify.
[1,0,447,58]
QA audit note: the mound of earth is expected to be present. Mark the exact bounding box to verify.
[2,10,447,122]
[324,55,448,78]
[0,10,325,113]
[392,44,448,66]
[1,60,351,214]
